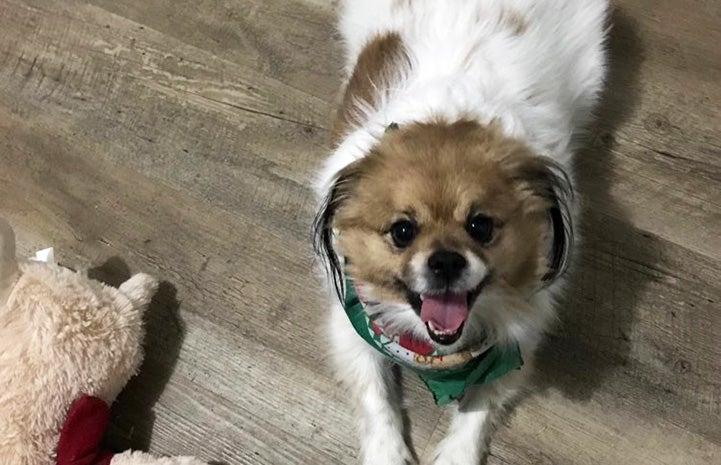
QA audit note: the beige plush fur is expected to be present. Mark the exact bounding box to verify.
[0,218,205,465]
[112,451,206,465]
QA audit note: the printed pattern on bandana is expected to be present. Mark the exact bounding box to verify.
[362,305,494,370]
[344,275,523,405]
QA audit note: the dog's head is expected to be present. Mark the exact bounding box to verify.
[314,120,572,347]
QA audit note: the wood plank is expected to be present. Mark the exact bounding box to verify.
[85,0,341,101]
[579,5,721,263]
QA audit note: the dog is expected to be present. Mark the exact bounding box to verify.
[313,1,608,463]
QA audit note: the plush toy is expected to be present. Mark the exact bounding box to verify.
[0,218,206,465]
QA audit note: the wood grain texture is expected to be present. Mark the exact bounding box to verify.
[0,1,719,464]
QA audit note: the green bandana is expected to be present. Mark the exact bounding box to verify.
[343,277,523,405]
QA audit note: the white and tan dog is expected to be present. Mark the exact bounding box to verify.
[313,1,608,464]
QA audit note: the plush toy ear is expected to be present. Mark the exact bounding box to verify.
[119,273,159,311]
[0,218,19,307]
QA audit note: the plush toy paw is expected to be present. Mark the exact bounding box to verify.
[111,451,208,465]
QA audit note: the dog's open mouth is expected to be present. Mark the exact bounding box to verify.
[406,282,485,345]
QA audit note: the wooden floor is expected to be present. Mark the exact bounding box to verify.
[1,1,719,464]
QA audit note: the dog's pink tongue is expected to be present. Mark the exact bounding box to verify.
[420,293,468,332]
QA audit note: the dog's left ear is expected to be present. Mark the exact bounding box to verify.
[502,153,574,283]
[312,161,364,301]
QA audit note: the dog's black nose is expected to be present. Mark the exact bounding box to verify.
[427,250,467,281]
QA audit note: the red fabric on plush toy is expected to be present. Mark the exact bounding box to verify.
[56,396,113,465]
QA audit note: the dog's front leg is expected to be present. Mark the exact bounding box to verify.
[328,302,415,465]
[432,368,528,465]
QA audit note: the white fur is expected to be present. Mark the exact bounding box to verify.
[317,0,608,192]
[328,302,415,464]
[318,1,608,464]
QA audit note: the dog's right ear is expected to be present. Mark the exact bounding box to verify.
[499,151,574,283]
[312,161,364,302]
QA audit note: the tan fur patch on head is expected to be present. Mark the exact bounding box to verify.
[333,121,557,302]
[331,32,411,144]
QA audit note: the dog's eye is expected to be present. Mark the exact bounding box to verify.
[466,214,494,244]
[390,220,416,248]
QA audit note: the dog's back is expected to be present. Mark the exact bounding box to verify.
[335,0,608,166]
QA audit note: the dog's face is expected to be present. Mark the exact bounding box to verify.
[315,121,571,347]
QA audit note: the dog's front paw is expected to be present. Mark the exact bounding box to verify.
[431,436,486,465]
[362,432,416,465]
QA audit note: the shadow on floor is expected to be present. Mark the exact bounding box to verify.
[533,8,653,400]
[89,257,186,452]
